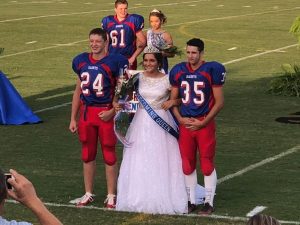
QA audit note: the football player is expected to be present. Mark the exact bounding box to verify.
[169,38,226,215]
[101,0,146,70]
[69,28,128,208]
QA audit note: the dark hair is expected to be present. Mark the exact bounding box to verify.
[149,9,167,24]
[143,52,163,70]
[115,0,128,7]
[186,38,204,52]
[247,214,280,225]
[0,169,7,203]
[89,28,107,41]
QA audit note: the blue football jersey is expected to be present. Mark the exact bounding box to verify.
[102,14,144,58]
[72,53,129,105]
[169,61,226,117]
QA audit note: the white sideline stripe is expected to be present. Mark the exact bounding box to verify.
[0,40,87,59]
[217,145,300,184]
[246,206,267,217]
[0,0,208,23]
[223,44,298,65]
[164,7,300,27]
[1,8,299,59]
[1,3,298,23]
[0,33,297,61]
[34,102,71,113]
[6,200,300,224]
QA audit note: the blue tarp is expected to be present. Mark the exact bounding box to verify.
[0,71,41,125]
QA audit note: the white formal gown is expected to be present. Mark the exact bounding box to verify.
[116,73,188,214]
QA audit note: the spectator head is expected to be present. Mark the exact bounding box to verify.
[247,214,280,225]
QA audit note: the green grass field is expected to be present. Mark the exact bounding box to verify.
[0,0,299,224]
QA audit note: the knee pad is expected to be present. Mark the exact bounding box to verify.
[182,158,196,175]
[200,157,214,176]
[102,146,117,166]
[81,148,96,163]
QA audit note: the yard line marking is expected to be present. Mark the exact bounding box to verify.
[25,41,37,45]
[246,206,267,217]
[1,3,299,23]
[223,44,298,65]
[0,40,87,59]
[165,7,300,27]
[6,200,300,224]
[0,33,297,61]
[227,47,237,51]
[34,102,71,113]
[0,0,209,23]
[217,145,300,184]
[36,91,73,101]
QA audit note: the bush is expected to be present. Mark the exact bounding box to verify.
[290,16,300,46]
[268,64,300,97]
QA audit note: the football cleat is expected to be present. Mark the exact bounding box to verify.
[71,193,95,207]
[188,201,197,213]
[198,202,214,215]
[104,194,116,209]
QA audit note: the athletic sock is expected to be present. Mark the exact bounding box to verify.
[204,169,217,207]
[184,170,197,204]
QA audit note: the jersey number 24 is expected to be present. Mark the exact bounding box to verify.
[80,72,104,97]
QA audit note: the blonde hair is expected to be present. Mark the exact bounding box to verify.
[247,214,280,225]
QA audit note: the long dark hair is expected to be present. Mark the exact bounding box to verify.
[143,52,163,70]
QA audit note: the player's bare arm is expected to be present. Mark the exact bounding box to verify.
[7,169,63,225]
[128,31,146,65]
[186,86,224,130]
[69,78,81,133]
[161,98,181,111]
[162,32,175,57]
[170,86,190,124]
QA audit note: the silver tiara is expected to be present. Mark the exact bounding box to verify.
[151,9,160,13]
[143,46,160,54]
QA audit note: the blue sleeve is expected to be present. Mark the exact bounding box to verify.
[132,14,144,32]
[101,16,108,30]
[169,65,179,86]
[210,62,226,86]
[72,55,80,75]
[111,54,129,77]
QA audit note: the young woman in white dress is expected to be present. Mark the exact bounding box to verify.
[115,52,188,214]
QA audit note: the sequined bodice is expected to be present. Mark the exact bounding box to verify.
[147,29,168,52]
[138,73,170,109]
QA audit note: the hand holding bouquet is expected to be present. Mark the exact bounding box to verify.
[161,45,183,57]
[115,70,140,101]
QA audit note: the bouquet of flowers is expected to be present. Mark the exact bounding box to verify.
[114,70,140,147]
[115,70,140,101]
[160,45,183,57]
